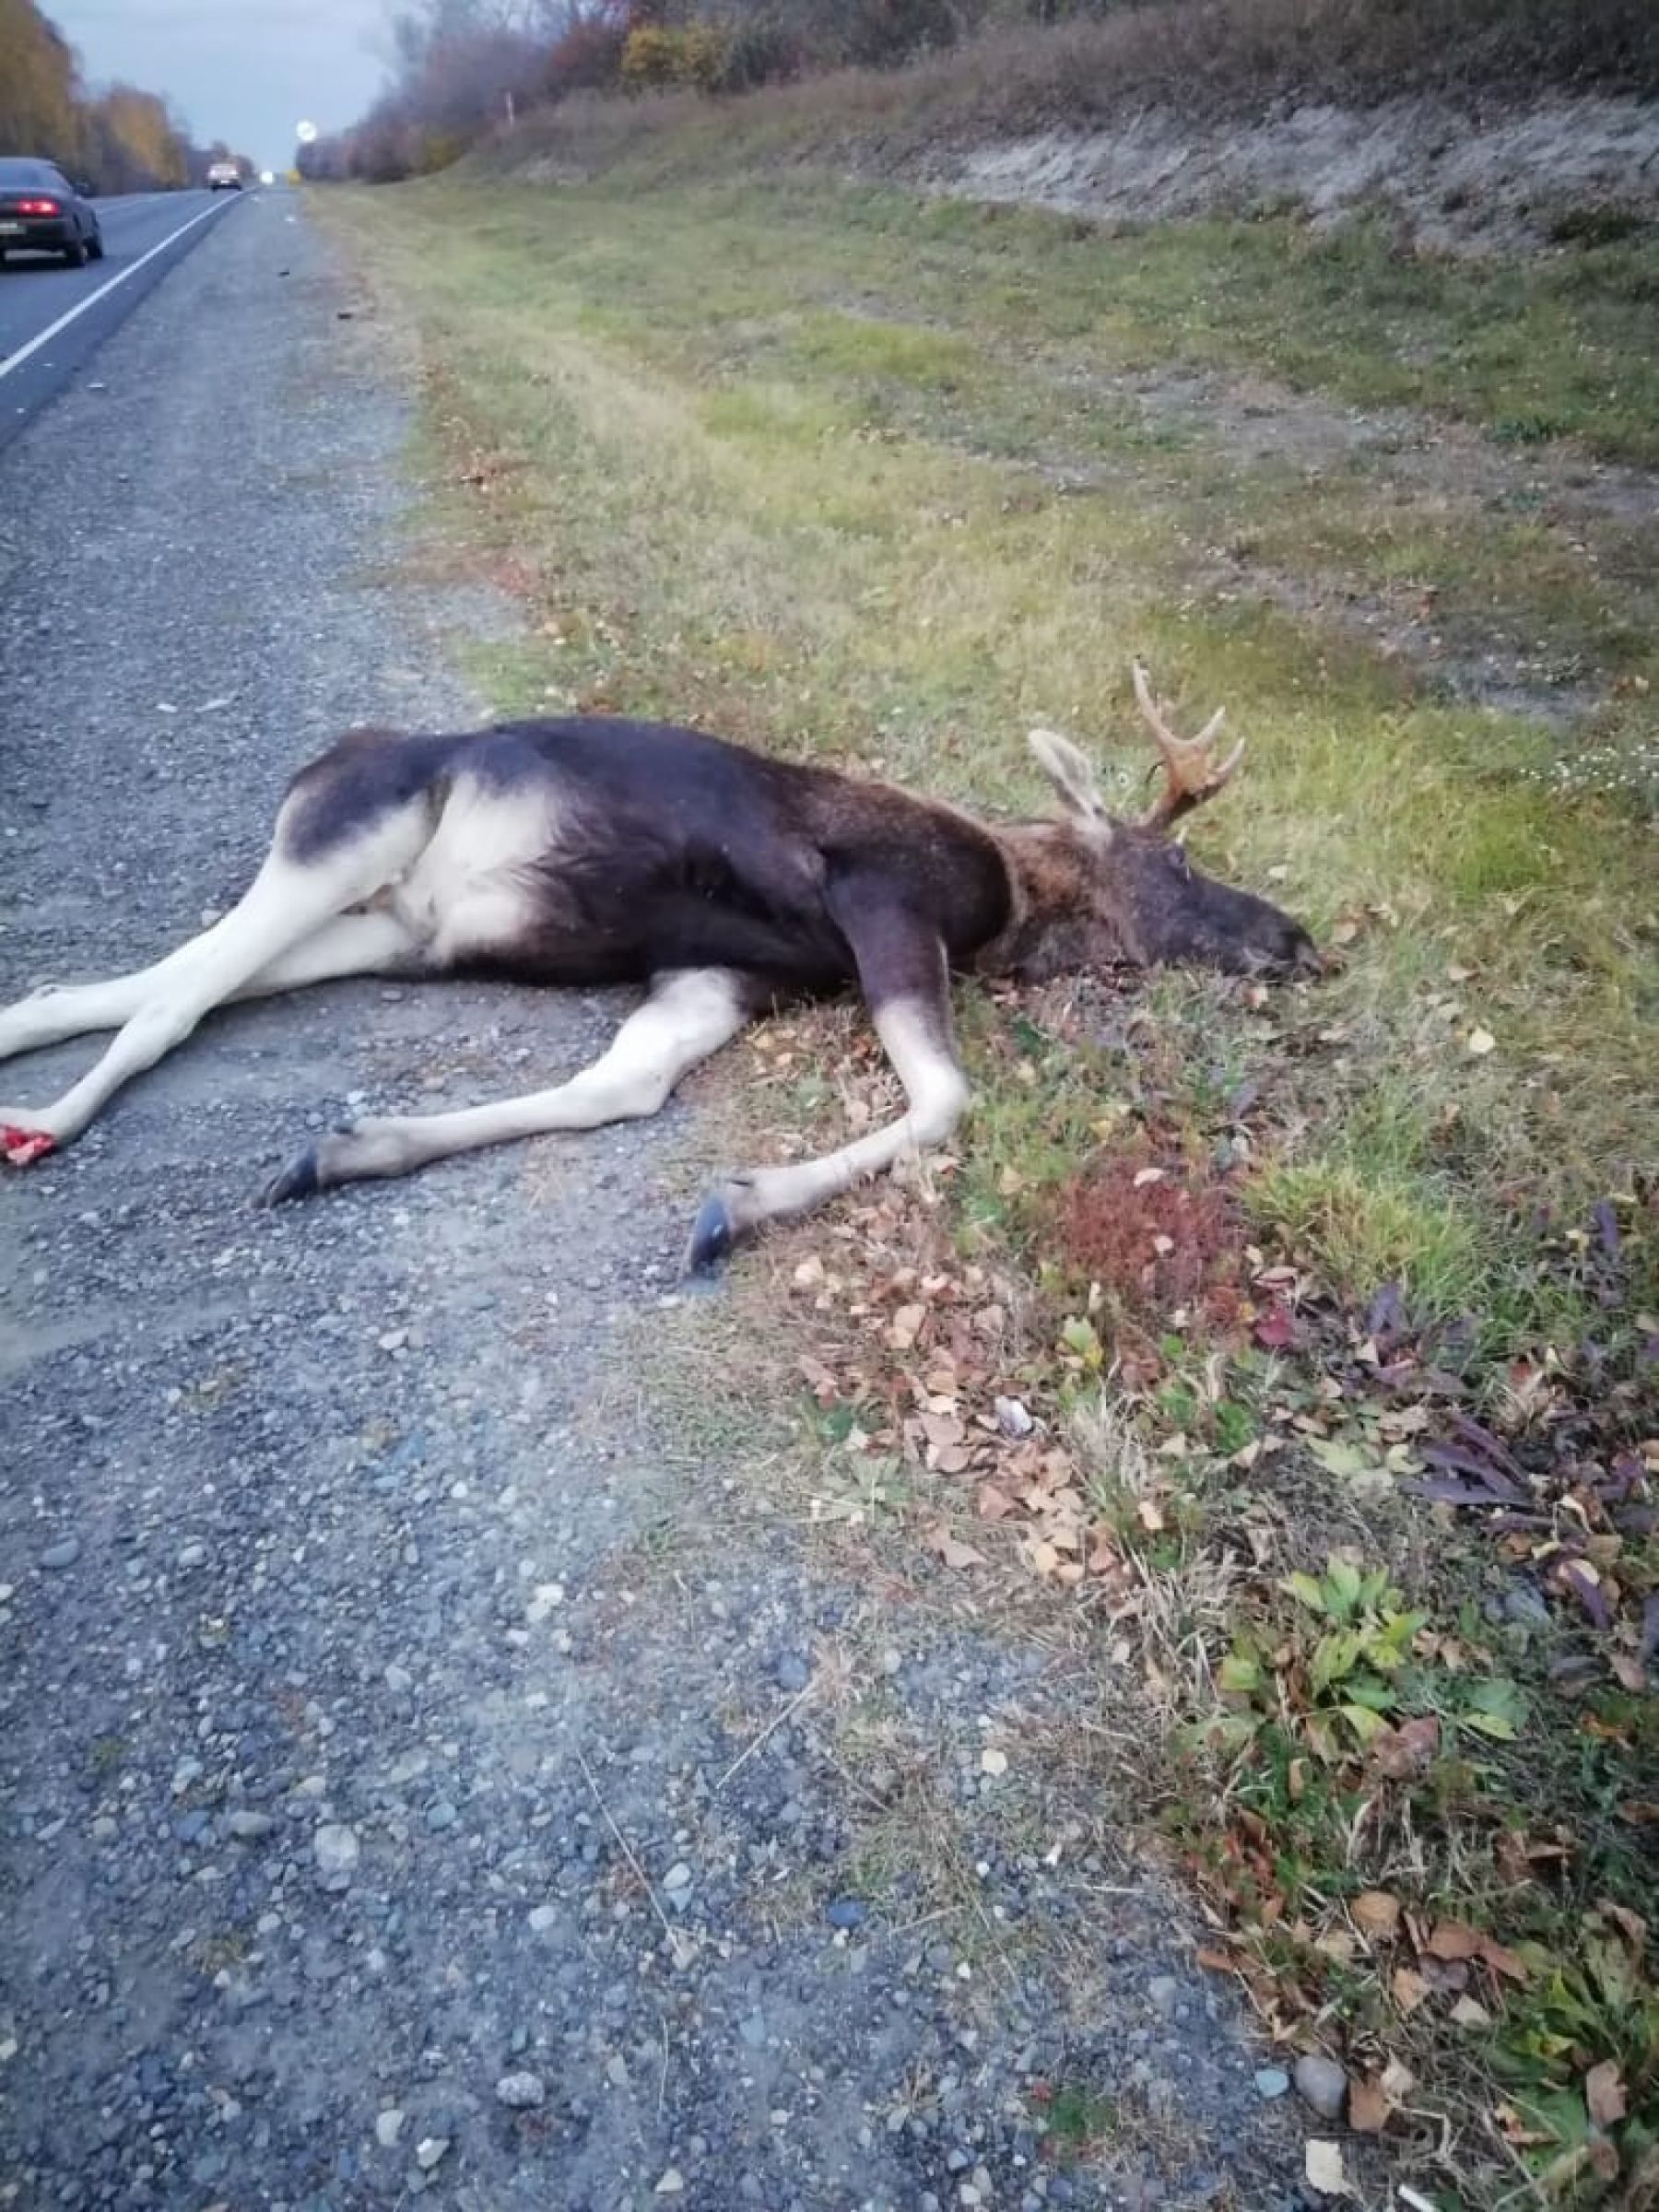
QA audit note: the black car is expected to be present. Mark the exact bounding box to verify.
[0,158,104,269]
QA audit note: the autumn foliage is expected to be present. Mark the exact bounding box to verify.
[1041,1144,1247,1336]
[0,0,244,191]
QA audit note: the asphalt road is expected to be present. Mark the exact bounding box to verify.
[0,187,246,454]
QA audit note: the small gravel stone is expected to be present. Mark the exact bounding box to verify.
[39,1537,81,1571]
[414,2136,450,2171]
[175,1541,207,1569]
[1293,2053,1348,2121]
[775,1653,810,1693]
[1253,2067,1290,2100]
[827,1899,867,1930]
[375,2110,406,2147]
[994,1395,1034,1438]
[527,1904,558,1932]
[494,2071,546,2110]
[312,1822,360,1889]
[226,1810,276,1841]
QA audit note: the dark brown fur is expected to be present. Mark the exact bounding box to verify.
[281,715,1313,999]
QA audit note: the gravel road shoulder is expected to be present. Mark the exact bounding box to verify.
[1,195,1313,2210]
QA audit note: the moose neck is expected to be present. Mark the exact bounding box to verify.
[977,822,1137,981]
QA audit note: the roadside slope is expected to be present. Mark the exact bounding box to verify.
[306,157,1657,2209]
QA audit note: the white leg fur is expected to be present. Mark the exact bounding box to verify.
[0,928,229,1065]
[0,909,421,1065]
[0,801,433,1157]
[226,909,425,999]
[269,968,752,1196]
[713,992,969,1244]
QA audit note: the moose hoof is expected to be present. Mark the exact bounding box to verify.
[262,1145,322,1206]
[1,1124,57,1168]
[685,1192,737,1276]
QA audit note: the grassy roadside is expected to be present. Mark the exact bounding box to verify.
[313,166,1655,2206]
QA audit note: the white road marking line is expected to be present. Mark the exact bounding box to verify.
[0,197,236,380]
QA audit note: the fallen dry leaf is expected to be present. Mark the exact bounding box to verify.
[1450,1994,1493,2029]
[1425,1920,1482,1962]
[1585,2059,1627,2130]
[1348,2077,1390,2134]
[1603,1901,1647,1949]
[888,1302,926,1351]
[1369,1714,1440,1779]
[1587,2137,1620,2184]
[1478,1935,1529,1984]
[1496,2100,1557,2149]
[1381,2058,1417,2103]
[1391,1966,1430,2015]
[1352,1890,1401,1940]
[928,1524,986,1571]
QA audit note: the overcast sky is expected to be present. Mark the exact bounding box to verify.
[50,0,394,170]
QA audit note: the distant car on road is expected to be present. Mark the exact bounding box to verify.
[0,159,104,269]
[207,162,243,192]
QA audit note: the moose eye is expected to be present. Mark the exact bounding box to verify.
[1166,844,1192,882]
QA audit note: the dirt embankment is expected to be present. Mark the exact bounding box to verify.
[494,68,1658,258]
[903,93,1658,254]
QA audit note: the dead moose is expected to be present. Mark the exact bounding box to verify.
[0,663,1316,1268]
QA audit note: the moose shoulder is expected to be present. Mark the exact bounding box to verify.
[0,664,1316,1266]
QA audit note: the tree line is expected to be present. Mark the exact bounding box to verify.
[0,0,252,191]
[295,0,1083,184]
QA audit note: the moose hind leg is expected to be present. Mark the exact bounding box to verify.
[0,924,241,1065]
[265,967,756,1202]
[227,907,426,1001]
[0,797,436,1162]
[0,908,422,1067]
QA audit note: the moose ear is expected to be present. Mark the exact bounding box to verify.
[1028,728,1112,837]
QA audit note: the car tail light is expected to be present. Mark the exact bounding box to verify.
[16,198,61,216]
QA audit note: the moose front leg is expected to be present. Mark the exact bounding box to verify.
[688,899,967,1270]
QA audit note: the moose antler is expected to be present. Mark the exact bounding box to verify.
[1132,660,1246,832]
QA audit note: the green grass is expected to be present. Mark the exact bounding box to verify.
[312,159,1657,2205]
[1248,1159,1491,1323]
[325,166,1655,1329]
